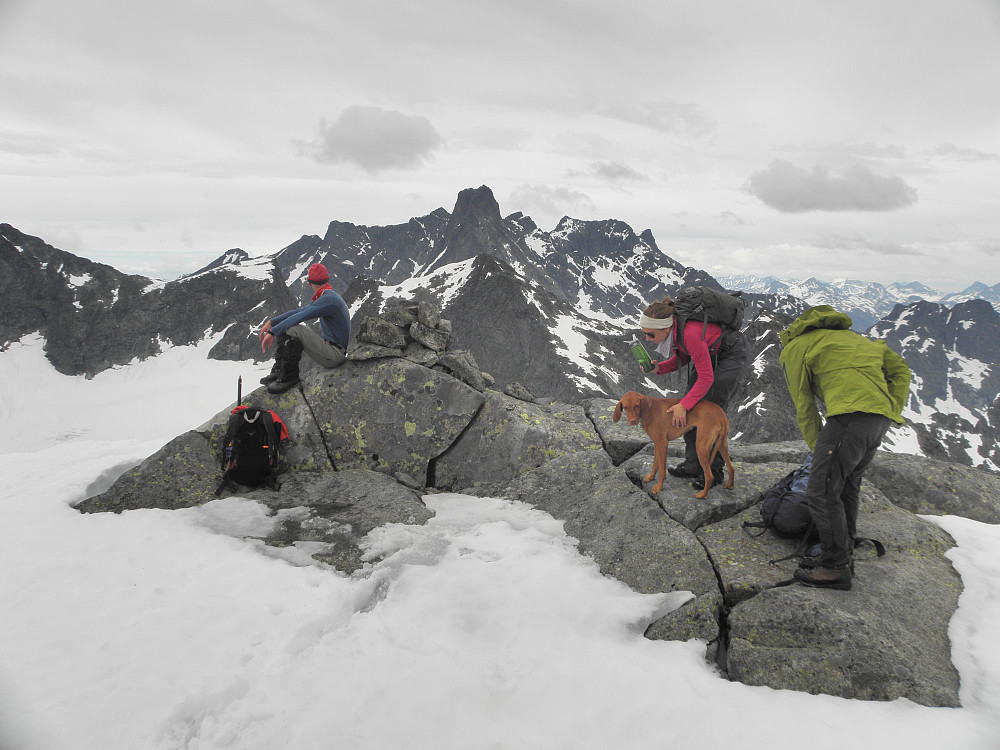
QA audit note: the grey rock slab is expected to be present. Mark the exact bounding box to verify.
[582,397,650,465]
[702,484,962,707]
[401,341,439,367]
[725,556,961,707]
[437,349,485,392]
[433,394,604,491]
[866,451,1000,523]
[410,321,450,352]
[78,386,333,513]
[621,450,796,531]
[348,343,404,361]
[76,429,218,512]
[303,358,485,483]
[356,315,409,349]
[502,381,536,402]
[699,481,956,603]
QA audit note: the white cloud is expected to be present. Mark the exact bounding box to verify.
[815,233,922,258]
[928,143,1000,162]
[507,184,595,226]
[573,162,649,184]
[605,98,715,137]
[718,211,749,226]
[295,106,444,173]
[745,160,919,213]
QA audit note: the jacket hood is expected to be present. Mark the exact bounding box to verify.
[779,305,853,346]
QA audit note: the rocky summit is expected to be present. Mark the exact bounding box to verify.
[77,300,1000,708]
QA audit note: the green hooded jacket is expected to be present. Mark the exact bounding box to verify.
[778,306,911,450]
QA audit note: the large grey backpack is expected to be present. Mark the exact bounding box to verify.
[673,286,746,352]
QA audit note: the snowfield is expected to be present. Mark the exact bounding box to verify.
[1,336,999,750]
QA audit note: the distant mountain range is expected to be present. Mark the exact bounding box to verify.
[2,184,998,472]
[716,274,1000,333]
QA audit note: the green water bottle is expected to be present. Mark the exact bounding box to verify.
[631,337,654,373]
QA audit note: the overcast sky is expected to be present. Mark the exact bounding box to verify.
[2,0,999,291]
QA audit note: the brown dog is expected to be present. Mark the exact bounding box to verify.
[612,391,735,499]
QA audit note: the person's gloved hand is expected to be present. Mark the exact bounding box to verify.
[261,332,275,353]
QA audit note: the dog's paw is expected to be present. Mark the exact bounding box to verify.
[694,489,708,500]
[651,482,663,494]
[644,472,655,483]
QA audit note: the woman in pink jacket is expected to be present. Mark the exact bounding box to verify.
[639,296,749,490]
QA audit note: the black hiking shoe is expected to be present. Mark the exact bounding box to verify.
[804,557,854,576]
[793,564,852,590]
[668,462,701,478]
[260,371,280,385]
[266,376,300,394]
[691,464,725,491]
[799,545,855,575]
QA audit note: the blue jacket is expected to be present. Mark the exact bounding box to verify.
[270,289,351,348]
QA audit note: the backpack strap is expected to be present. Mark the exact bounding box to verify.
[741,520,769,538]
[767,519,816,565]
[220,413,240,467]
[215,476,238,497]
[259,412,281,470]
[854,536,886,557]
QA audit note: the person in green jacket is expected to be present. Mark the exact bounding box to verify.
[779,305,910,590]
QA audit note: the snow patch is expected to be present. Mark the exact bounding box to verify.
[0,332,267,454]
[1,342,1000,749]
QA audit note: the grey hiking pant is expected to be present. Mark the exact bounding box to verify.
[284,324,346,369]
[806,411,892,568]
[682,331,750,470]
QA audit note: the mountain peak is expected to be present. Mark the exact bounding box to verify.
[451,185,502,221]
[438,186,524,269]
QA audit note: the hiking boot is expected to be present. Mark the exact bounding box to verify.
[799,546,855,575]
[793,564,852,590]
[266,334,302,393]
[266,375,300,394]
[668,462,701,478]
[691,464,726,491]
[260,367,281,385]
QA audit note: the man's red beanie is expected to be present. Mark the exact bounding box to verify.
[307,263,330,283]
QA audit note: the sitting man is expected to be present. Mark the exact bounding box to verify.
[779,305,910,590]
[259,263,351,394]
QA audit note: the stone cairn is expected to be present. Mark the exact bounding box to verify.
[348,298,536,402]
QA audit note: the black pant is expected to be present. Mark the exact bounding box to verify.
[682,332,750,469]
[806,412,891,567]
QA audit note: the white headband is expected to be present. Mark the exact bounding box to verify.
[639,313,674,330]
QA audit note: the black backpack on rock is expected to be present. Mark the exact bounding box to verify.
[752,454,816,540]
[743,453,886,565]
[216,405,289,496]
[673,286,746,353]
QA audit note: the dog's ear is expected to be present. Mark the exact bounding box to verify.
[612,401,623,423]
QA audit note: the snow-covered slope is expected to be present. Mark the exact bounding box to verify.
[870,299,1000,470]
[2,339,1000,750]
